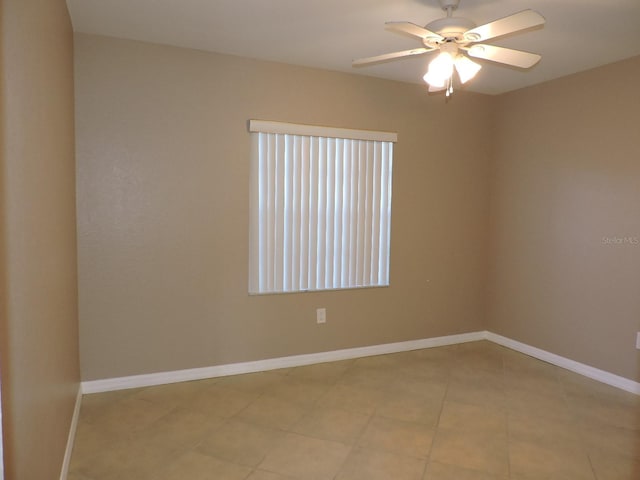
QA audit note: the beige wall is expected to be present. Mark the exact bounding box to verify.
[74,33,640,386]
[74,34,492,381]
[488,56,640,381]
[0,0,80,478]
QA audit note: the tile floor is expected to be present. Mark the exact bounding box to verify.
[68,341,640,479]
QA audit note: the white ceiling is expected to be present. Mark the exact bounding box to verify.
[67,0,640,95]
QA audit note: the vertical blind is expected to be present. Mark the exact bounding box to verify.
[249,120,395,294]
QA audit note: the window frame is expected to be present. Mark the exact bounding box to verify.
[248,120,396,295]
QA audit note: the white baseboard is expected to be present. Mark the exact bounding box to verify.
[81,331,485,394]
[80,330,640,396]
[486,332,640,395]
[60,386,82,480]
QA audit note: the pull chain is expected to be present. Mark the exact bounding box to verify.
[445,75,454,100]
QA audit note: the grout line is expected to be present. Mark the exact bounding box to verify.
[501,345,513,480]
[421,343,457,478]
[59,386,82,480]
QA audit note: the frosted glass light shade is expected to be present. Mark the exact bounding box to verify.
[454,55,481,84]
[423,51,454,87]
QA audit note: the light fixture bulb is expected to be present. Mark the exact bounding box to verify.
[423,51,454,87]
[423,70,446,88]
[454,55,481,84]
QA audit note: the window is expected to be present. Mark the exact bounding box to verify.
[249,120,396,294]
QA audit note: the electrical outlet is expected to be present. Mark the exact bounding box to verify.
[636,332,640,350]
[316,308,326,324]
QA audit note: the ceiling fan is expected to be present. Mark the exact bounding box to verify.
[353,0,545,97]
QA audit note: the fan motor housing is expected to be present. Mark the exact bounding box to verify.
[439,0,460,10]
[425,17,476,41]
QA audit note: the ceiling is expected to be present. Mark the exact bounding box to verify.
[67,0,640,95]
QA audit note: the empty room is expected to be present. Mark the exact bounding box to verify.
[1,0,639,479]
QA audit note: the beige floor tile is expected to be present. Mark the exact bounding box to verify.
[291,406,371,444]
[69,420,125,468]
[78,389,140,425]
[507,411,582,448]
[382,350,428,365]
[430,428,509,477]
[375,391,443,426]
[184,383,260,418]
[236,394,308,430]
[258,432,351,479]
[438,401,507,435]
[67,472,96,480]
[423,461,507,480]
[196,418,284,467]
[502,349,558,378]
[401,347,455,386]
[560,373,640,434]
[263,376,330,407]
[339,366,399,391]
[588,451,640,480]
[287,359,354,383]
[397,359,451,382]
[335,446,426,480]
[509,439,596,480]
[247,470,298,480]
[449,357,504,382]
[409,345,456,363]
[452,359,503,376]
[390,371,449,399]
[69,343,640,480]
[446,368,506,409]
[318,383,386,415]
[453,342,505,373]
[131,378,217,408]
[273,367,295,375]
[158,450,252,480]
[445,382,506,410]
[357,415,434,459]
[504,370,565,398]
[558,368,608,395]
[592,385,640,409]
[352,353,405,369]
[506,386,573,423]
[138,406,224,449]
[559,368,640,410]
[70,432,182,480]
[379,355,439,379]
[572,394,640,430]
[215,371,286,394]
[89,396,175,435]
[579,422,640,460]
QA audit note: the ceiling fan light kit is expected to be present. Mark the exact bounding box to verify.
[353,0,545,98]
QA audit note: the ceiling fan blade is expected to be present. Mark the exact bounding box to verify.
[463,10,545,43]
[352,47,433,67]
[466,44,541,69]
[385,21,443,42]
